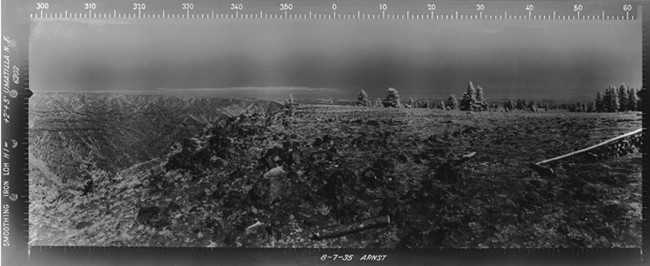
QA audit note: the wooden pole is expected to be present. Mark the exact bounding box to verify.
[534,128,642,165]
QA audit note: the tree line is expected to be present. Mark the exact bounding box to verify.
[354,82,646,113]
[562,85,645,113]
[356,81,491,111]
[591,84,642,112]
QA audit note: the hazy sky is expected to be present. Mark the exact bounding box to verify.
[30,19,641,99]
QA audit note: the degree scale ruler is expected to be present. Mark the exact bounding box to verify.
[1,0,649,266]
[26,0,641,21]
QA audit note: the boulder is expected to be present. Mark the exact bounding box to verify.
[264,166,287,203]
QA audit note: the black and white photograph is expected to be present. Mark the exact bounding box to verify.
[19,0,644,253]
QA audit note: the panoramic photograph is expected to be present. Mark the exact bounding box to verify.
[28,17,642,248]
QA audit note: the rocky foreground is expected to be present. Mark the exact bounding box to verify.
[30,103,642,248]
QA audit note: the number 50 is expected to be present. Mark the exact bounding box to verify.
[573,4,583,12]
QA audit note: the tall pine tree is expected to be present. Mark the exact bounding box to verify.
[638,88,647,112]
[460,81,477,111]
[475,85,484,103]
[595,91,603,112]
[627,87,638,111]
[617,84,628,111]
[603,86,619,112]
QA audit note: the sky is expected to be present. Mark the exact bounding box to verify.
[30,18,641,100]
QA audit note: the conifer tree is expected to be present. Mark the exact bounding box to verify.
[586,101,596,112]
[595,91,603,112]
[356,89,370,106]
[603,86,619,112]
[460,82,477,111]
[637,88,646,111]
[475,85,484,103]
[627,87,638,111]
[503,100,514,111]
[618,84,628,111]
[445,94,458,110]
[382,88,402,108]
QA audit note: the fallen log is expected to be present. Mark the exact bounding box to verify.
[245,221,264,235]
[462,151,477,159]
[311,215,391,240]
